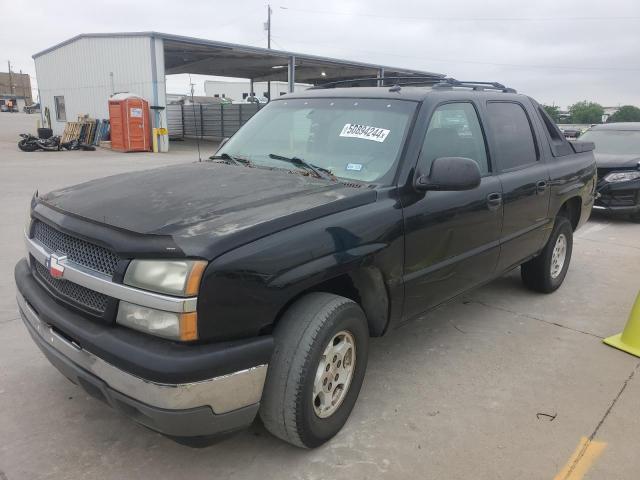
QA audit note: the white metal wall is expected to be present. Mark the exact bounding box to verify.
[204,80,310,101]
[35,36,166,137]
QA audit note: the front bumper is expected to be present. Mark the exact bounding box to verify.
[15,260,272,438]
[594,180,640,214]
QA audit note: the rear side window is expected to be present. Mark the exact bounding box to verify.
[419,102,490,175]
[487,102,538,170]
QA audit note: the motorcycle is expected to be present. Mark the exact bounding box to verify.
[18,134,96,152]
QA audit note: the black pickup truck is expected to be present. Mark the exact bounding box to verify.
[15,79,596,448]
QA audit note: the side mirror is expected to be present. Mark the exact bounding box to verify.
[414,157,482,192]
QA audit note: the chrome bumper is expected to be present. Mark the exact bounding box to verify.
[17,291,267,414]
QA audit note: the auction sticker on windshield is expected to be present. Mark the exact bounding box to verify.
[340,124,390,142]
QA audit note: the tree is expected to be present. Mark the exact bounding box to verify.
[542,104,561,122]
[608,105,640,123]
[568,101,604,124]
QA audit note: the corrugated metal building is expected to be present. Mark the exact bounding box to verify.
[34,35,164,139]
[33,32,443,152]
[204,80,310,102]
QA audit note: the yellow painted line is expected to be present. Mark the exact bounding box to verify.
[553,436,607,480]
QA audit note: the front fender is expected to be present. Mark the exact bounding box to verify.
[196,193,404,341]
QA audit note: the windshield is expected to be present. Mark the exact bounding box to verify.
[216,98,417,183]
[579,129,640,155]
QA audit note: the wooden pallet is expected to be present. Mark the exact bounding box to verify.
[61,122,83,143]
[61,116,98,143]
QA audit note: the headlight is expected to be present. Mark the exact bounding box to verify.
[116,301,197,341]
[124,260,207,296]
[603,171,640,183]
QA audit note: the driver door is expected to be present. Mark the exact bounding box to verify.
[401,102,503,321]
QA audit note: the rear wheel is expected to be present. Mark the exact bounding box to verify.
[18,140,38,152]
[260,292,369,448]
[521,216,573,293]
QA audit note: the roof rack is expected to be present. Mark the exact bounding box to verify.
[432,78,517,93]
[309,75,517,94]
[310,75,443,90]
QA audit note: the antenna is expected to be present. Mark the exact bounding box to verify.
[265,4,272,101]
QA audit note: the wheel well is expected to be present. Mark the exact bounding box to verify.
[271,271,389,338]
[558,197,581,231]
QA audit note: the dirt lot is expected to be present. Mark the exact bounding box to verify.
[1,113,639,480]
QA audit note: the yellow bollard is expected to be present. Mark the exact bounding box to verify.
[604,292,640,357]
[152,128,159,153]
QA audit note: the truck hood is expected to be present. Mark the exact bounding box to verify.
[40,162,376,258]
[594,153,640,169]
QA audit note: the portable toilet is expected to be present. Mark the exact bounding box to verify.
[108,93,151,152]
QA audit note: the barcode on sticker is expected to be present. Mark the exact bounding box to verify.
[339,124,390,142]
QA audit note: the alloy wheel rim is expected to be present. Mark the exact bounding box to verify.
[312,330,356,418]
[550,233,567,279]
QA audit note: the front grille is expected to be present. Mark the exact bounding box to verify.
[34,261,109,314]
[32,220,119,276]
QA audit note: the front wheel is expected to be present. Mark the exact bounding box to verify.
[521,216,573,293]
[260,293,369,448]
[18,140,39,152]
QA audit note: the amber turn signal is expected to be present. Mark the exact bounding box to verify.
[179,312,198,341]
[185,261,207,297]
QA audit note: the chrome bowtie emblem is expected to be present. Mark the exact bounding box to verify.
[46,253,67,278]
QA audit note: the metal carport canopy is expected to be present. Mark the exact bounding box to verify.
[159,32,444,84]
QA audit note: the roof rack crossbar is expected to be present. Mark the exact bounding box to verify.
[433,78,517,93]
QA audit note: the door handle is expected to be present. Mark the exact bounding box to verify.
[536,180,548,194]
[487,192,502,210]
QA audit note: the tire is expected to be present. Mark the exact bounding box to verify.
[521,216,573,293]
[37,128,53,139]
[18,140,39,152]
[630,211,640,223]
[260,292,369,448]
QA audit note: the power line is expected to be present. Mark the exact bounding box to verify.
[270,35,640,72]
[278,5,640,22]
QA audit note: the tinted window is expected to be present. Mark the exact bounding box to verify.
[487,102,537,170]
[419,102,489,175]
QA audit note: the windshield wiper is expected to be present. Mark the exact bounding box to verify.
[209,152,252,167]
[268,153,336,181]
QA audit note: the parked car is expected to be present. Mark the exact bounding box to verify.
[579,123,640,222]
[15,79,596,448]
[561,128,582,140]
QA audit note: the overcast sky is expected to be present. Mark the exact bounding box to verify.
[3,0,639,108]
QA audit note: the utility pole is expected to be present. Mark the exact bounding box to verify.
[267,4,271,49]
[8,60,14,95]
